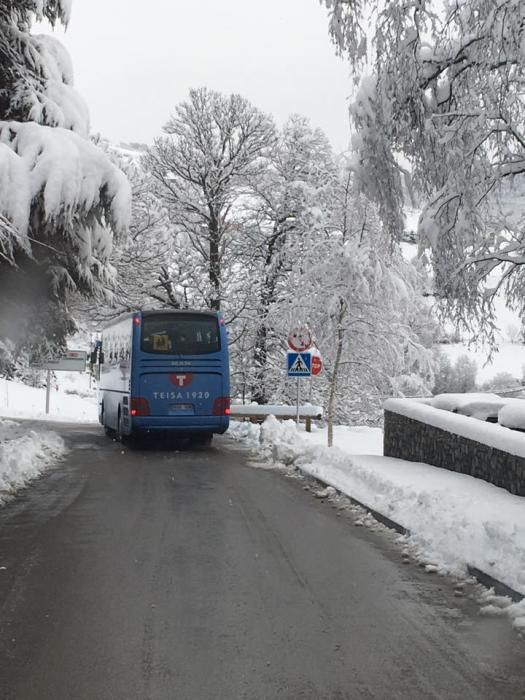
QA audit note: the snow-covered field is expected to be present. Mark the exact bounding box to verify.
[0,418,66,505]
[229,417,525,632]
[0,372,98,423]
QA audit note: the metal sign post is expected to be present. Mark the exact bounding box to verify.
[296,378,301,426]
[287,327,324,429]
[288,327,313,428]
[287,351,311,426]
[45,370,51,415]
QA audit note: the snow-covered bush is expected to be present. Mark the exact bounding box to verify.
[481,372,522,394]
[453,356,478,394]
[391,373,431,399]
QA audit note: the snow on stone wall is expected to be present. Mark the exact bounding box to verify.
[384,398,525,459]
[384,405,525,497]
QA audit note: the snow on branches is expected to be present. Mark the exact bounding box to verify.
[322,0,525,341]
[24,34,90,136]
[0,121,130,275]
[1,8,89,134]
[0,0,130,292]
[2,1,72,25]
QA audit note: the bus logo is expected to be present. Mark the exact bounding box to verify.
[169,374,193,387]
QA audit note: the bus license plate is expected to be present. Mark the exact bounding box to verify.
[169,403,193,413]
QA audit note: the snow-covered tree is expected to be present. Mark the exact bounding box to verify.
[144,88,276,311]
[433,351,478,394]
[322,0,525,342]
[98,143,174,315]
[238,115,337,403]
[0,1,130,371]
[292,168,434,443]
[452,355,478,393]
[432,351,454,395]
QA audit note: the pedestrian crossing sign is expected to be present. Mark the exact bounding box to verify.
[287,352,311,377]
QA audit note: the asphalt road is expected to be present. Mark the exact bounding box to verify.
[0,424,524,700]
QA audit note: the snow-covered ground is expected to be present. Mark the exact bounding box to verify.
[0,418,66,505]
[303,423,383,454]
[0,372,98,423]
[228,417,525,632]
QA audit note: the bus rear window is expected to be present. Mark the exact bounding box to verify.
[141,314,220,355]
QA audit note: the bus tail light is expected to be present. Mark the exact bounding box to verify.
[213,397,231,416]
[130,397,150,416]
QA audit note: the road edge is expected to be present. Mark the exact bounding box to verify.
[299,467,525,604]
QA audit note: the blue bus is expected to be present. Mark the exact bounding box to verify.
[97,309,230,443]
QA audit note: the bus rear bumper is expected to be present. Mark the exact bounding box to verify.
[130,416,229,435]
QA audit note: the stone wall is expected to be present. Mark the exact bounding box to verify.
[384,409,525,497]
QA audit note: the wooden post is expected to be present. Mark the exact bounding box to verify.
[305,417,312,433]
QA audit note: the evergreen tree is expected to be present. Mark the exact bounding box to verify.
[0,1,130,373]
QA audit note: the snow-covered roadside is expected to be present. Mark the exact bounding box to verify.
[0,375,98,423]
[228,417,525,632]
[0,418,66,505]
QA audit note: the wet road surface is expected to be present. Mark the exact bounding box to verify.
[0,423,524,699]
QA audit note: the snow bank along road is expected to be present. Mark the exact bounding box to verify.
[0,424,524,700]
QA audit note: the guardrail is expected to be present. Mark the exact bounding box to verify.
[229,405,323,433]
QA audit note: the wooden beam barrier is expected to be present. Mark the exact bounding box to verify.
[229,406,323,433]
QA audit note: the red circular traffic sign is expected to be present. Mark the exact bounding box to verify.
[288,326,312,352]
[311,355,323,376]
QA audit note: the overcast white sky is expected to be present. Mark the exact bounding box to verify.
[39,0,352,151]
